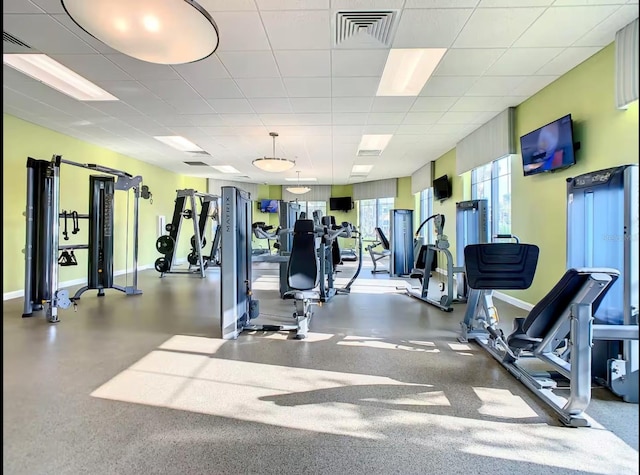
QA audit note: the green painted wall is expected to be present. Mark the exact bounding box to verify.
[429,43,638,305]
[3,114,206,294]
[394,177,414,211]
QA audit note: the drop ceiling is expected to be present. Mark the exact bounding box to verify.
[3,0,638,185]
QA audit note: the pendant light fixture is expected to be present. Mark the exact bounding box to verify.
[286,171,311,195]
[252,132,295,173]
[61,0,219,65]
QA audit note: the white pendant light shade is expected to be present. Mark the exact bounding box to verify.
[61,0,219,65]
[286,171,311,195]
[253,132,295,172]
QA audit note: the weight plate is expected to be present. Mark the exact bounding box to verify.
[182,209,193,219]
[190,235,207,249]
[154,257,169,273]
[187,252,199,265]
[165,223,175,232]
[156,235,175,255]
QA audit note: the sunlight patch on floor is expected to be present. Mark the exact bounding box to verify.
[472,387,539,419]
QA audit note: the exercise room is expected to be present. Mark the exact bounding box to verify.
[3,1,639,474]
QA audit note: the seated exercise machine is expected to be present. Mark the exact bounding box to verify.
[23,155,151,323]
[155,189,221,277]
[251,221,281,255]
[366,227,391,273]
[459,243,638,427]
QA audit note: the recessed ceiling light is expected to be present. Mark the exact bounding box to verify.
[2,54,118,101]
[377,48,447,96]
[357,134,393,156]
[212,165,240,174]
[154,135,203,152]
[285,177,317,182]
[352,165,373,174]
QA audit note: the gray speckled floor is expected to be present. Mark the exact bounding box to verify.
[3,262,638,475]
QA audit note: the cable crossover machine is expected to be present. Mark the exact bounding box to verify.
[23,155,152,323]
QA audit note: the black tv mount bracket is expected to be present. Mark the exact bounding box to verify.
[573,141,581,151]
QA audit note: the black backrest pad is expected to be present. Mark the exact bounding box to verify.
[287,219,319,290]
[523,268,619,337]
[376,227,390,250]
[464,244,539,290]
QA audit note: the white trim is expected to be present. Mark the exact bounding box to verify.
[3,264,155,301]
[493,291,534,312]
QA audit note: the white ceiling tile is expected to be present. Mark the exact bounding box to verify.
[153,114,195,127]
[249,98,293,113]
[420,76,478,96]
[513,6,620,47]
[393,8,474,47]
[410,96,458,111]
[332,125,365,136]
[257,0,330,8]
[553,0,628,5]
[84,101,142,116]
[93,81,159,101]
[198,0,257,10]
[438,110,496,124]
[465,76,527,95]
[332,113,368,125]
[434,48,506,76]
[201,126,250,136]
[484,48,563,75]
[3,14,96,54]
[290,98,332,113]
[296,113,332,125]
[172,56,229,80]
[47,54,133,81]
[106,54,181,80]
[366,113,406,124]
[405,0,479,6]
[449,96,509,111]
[396,124,434,134]
[331,50,389,77]
[370,97,417,113]
[4,0,44,13]
[332,77,381,96]
[217,52,280,78]
[259,114,301,126]
[331,0,404,9]
[207,99,255,113]
[214,12,271,51]
[140,80,200,100]
[165,127,210,141]
[220,114,265,126]
[573,5,639,46]
[510,75,558,95]
[261,10,331,49]
[332,97,374,112]
[362,124,399,135]
[236,78,288,97]
[165,99,217,115]
[536,47,601,75]
[274,51,331,77]
[402,112,444,124]
[478,0,552,5]
[454,8,545,47]
[284,78,332,97]
[51,14,119,54]
[126,99,177,116]
[175,115,224,127]
[186,78,245,99]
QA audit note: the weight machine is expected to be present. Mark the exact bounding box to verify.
[454,199,490,300]
[154,189,221,277]
[23,155,151,323]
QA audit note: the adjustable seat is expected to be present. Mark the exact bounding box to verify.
[252,221,281,253]
[366,227,391,274]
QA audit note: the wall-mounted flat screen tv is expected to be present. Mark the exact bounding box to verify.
[329,196,353,211]
[259,199,279,213]
[521,114,576,176]
[433,175,452,201]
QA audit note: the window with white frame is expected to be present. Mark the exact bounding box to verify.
[358,197,394,241]
[419,188,434,244]
[471,156,511,237]
[298,200,327,219]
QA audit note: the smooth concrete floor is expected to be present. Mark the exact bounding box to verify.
[3,260,639,475]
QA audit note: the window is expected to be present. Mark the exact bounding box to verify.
[419,188,434,244]
[471,156,511,237]
[298,201,326,220]
[358,197,394,241]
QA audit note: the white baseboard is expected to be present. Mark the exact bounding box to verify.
[3,264,155,301]
[493,291,534,311]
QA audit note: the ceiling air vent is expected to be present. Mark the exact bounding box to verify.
[188,150,211,155]
[183,161,211,166]
[357,149,383,157]
[334,10,398,47]
[3,31,32,49]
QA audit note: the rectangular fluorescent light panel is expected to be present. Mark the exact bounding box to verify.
[357,134,393,155]
[352,165,373,174]
[154,136,204,152]
[212,165,240,174]
[3,54,118,101]
[285,177,317,182]
[376,48,447,96]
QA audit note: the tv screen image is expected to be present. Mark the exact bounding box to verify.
[329,196,353,211]
[521,114,576,176]
[259,199,279,213]
[433,175,451,201]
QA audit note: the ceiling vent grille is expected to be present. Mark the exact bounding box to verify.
[357,149,383,157]
[3,31,32,49]
[335,11,398,47]
[188,150,211,156]
[183,161,211,166]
